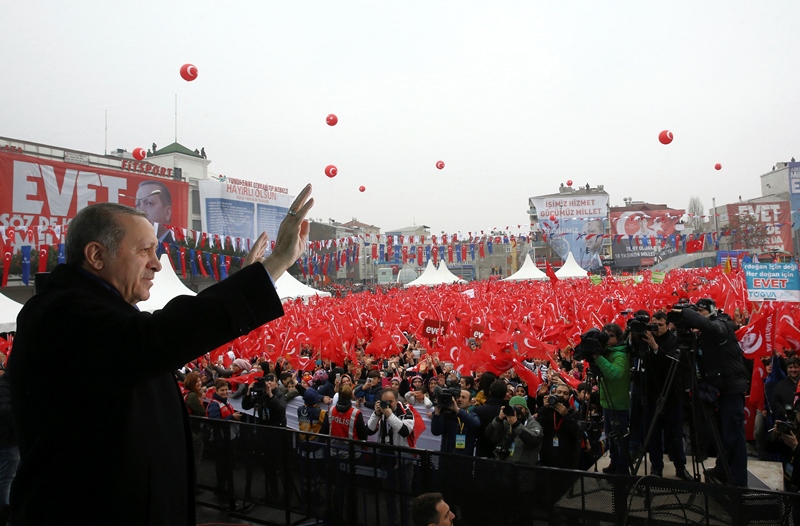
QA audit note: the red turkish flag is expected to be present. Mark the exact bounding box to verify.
[461,244,467,261]
[686,236,705,253]
[402,245,409,263]
[479,243,485,258]
[545,261,558,282]
[38,245,49,273]
[448,245,454,263]
[372,244,378,260]
[432,246,438,266]
[736,305,774,359]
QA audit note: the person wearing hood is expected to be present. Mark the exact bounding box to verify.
[298,388,328,439]
[595,323,631,475]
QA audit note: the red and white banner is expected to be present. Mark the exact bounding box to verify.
[0,151,189,246]
[725,201,793,253]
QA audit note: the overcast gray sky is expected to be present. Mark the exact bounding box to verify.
[3,1,799,235]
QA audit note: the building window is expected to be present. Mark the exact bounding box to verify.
[191,189,200,212]
[192,219,202,231]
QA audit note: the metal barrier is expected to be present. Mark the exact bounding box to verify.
[192,416,800,526]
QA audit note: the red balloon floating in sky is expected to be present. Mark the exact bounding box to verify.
[179,63,198,82]
[326,114,338,126]
[436,160,445,170]
[325,165,338,178]
[359,186,365,192]
[715,163,722,170]
[658,130,673,145]
[549,215,556,221]
[566,180,573,187]
[132,147,146,161]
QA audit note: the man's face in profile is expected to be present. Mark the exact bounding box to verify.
[136,184,171,238]
[583,220,604,254]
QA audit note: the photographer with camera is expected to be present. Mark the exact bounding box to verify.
[591,323,632,474]
[674,298,749,486]
[486,396,543,466]
[536,383,582,469]
[770,398,800,491]
[242,372,287,427]
[641,311,692,480]
[431,388,480,455]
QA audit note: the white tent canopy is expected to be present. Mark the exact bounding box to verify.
[275,272,332,301]
[0,293,23,332]
[504,254,548,281]
[404,260,442,287]
[137,254,197,312]
[555,252,589,279]
[435,260,467,284]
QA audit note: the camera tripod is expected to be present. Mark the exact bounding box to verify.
[631,336,733,485]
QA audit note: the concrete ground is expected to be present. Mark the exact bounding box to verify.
[593,451,784,491]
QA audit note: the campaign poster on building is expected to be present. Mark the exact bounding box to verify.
[724,201,792,253]
[199,178,294,246]
[610,208,684,267]
[0,150,189,246]
[529,194,608,271]
[790,162,800,248]
[743,262,800,302]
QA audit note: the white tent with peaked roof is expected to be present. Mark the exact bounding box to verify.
[138,254,197,312]
[436,260,467,284]
[555,252,589,279]
[0,293,23,332]
[404,259,442,287]
[504,254,548,281]
[275,272,332,301]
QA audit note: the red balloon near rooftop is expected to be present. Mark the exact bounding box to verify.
[326,114,338,126]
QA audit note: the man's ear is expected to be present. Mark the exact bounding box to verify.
[84,242,105,271]
[165,205,172,224]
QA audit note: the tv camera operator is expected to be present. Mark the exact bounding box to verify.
[242,372,287,427]
[629,310,692,479]
[573,324,631,474]
[770,397,800,491]
[669,298,749,486]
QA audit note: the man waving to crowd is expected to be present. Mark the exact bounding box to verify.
[8,184,315,525]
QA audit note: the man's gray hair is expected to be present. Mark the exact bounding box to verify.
[65,203,147,265]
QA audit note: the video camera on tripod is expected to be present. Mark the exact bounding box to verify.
[573,328,609,363]
[665,299,699,351]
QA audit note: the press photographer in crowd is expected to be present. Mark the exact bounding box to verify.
[671,298,749,486]
[536,383,582,469]
[431,388,480,455]
[486,395,543,466]
[771,398,800,491]
[638,311,692,480]
[577,324,631,475]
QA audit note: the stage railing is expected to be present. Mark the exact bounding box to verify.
[192,416,800,526]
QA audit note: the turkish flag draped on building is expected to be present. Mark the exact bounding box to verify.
[38,245,49,273]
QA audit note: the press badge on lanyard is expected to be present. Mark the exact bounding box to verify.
[455,418,466,450]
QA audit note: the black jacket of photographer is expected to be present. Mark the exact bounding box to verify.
[535,403,581,469]
[643,330,687,406]
[681,308,749,395]
[242,383,287,426]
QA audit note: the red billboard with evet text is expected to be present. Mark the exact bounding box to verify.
[0,150,188,245]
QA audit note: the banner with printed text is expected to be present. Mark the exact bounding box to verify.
[610,208,685,268]
[199,178,295,248]
[529,194,608,271]
[0,151,188,246]
[724,201,792,253]
[743,262,800,302]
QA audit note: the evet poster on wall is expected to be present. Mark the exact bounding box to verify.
[0,150,188,246]
[198,178,294,245]
[610,208,685,267]
[725,201,793,253]
[529,193,608,271]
